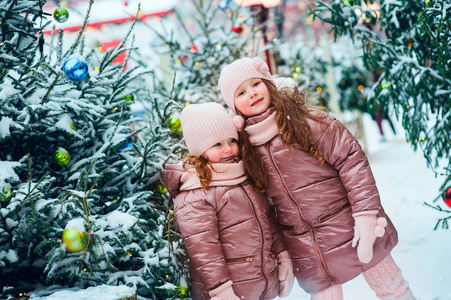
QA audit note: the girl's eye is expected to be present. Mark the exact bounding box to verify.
[237,90,244,97]
[253,81,261,87]
[229,138,237,144]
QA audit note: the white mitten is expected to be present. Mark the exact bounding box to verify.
[277,250,295,297]
[352,210,388,263]
[209,280,240,300]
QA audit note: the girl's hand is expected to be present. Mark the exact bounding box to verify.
[277,250,295,297]
[352,211,388,263]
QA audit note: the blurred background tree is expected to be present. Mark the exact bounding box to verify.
[310,0,451,228]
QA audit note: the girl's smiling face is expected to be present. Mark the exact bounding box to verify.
[234,78,271,117]
[203,138,239,163]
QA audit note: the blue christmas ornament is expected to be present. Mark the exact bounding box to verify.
[63,56,88,82]
[119,138,133,151]
[219,0,233,11]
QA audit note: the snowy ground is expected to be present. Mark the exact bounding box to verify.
[276,114,451,300]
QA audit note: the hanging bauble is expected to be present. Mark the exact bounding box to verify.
[442,186,451,208]
[0,187,12,202]
[153,181,168,194]
[120,93,134,102]
[63,56,89,82]
[70,122,76,130]
[232,24,245,34]
[54,147,71,167]
[179,56,188,66]
[53,6,69,23]
[168,116,182,132]
[177,276,189,297]
[62,228,87,253]
[119,138,133,152]
[190,44,198,53]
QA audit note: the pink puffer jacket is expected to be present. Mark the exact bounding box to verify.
[162,161,286,299]
[245,108,398,294]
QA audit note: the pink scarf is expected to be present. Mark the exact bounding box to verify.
[245,110,279,146]
[180,160,247,191]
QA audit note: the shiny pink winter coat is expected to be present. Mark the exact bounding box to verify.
[162,162,286,299]
[246,108,398,294]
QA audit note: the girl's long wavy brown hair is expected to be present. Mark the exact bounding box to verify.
[238,79,327,192]
[181,155,215,189]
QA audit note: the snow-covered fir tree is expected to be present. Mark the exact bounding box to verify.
[0,0,188,298]
[310,0,451,228]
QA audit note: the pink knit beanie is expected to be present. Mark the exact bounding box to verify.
[180,102,239,156]
[218,57,276,113]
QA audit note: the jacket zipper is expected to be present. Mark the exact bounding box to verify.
[242,186,269,297]
[319,201,351,222]
[225,257,255,263]
[266,144,334,283]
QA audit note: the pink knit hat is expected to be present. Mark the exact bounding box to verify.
[180,102,239,156]
[218,57,276,113]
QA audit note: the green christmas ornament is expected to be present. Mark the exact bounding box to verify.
[54,147,71,166]
[70,122,76,130]
[168,116,182,132]
[53,6,69,23]
[153,181,167,194]
[119,93,134,107]
[120,93,134,102]
[0,187,12,202]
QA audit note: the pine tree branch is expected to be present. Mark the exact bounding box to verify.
[41,0,94,104]
[19,154,50,220]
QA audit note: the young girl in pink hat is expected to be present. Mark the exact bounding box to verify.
[162,102,294,299]
[218,57,415,300]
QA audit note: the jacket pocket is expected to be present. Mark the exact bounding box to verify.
[279,224,295,231]
[318,200,351,222]
[225,256,255,264]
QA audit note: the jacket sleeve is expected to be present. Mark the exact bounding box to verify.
[174,191,230,291]
[267,202,286,255]
[314,119,382,213]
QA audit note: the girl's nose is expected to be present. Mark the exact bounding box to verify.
[249,88,256,98]
[223,144,232,153]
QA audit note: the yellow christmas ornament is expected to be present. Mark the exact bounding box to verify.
[54,147,71,166]
[62,228,87,252]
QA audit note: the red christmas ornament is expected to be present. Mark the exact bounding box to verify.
[442,186,451,208]
[124,0,128,6]
[190,44,198,53]
[232,25,244,34]
[180,56,188,65]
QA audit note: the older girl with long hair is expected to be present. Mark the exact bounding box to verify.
[218,57,415,300]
